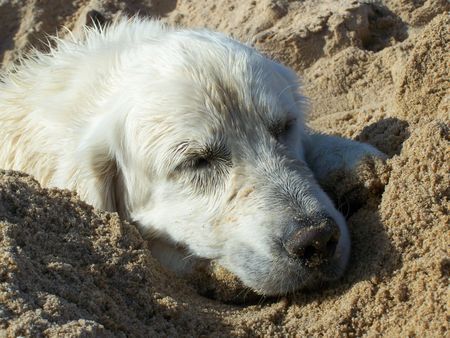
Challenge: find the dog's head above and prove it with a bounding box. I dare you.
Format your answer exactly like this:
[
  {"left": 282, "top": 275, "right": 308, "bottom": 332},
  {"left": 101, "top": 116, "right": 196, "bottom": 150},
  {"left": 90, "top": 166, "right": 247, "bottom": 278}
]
[{"left": 81, "top": 27, "right": 350, "bottom": 295}]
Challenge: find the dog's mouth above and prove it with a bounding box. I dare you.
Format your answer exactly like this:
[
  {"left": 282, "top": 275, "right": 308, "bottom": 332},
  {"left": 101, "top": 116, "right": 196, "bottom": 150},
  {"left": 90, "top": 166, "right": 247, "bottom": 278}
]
[
  {"left": 216, "top": 243, "right": 348, "bottom": 297},
  {"left": 305, "top": 258, "right": 347, "bottom": 285},
  {"left": 184, "top": 247, "right": 347, "bottom": 303},
  {"left": 283, "top": 251, "right": 346, "bottom": 286}
]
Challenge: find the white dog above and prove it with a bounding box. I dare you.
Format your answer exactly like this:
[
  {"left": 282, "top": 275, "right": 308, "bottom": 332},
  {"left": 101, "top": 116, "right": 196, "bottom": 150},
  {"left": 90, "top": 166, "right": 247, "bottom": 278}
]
[{"left": 0, "top": 18, "right": 384, "bottom": 295}]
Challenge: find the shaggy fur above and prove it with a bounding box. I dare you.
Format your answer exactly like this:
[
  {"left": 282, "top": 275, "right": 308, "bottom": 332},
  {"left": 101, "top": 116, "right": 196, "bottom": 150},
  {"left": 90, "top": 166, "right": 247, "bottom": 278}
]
[{"left": 0, "top": 18, "right": 384, "bottom": 295}]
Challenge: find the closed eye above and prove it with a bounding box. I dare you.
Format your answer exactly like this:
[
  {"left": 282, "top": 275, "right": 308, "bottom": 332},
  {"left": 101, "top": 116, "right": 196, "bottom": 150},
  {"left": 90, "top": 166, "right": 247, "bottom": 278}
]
[
  {"left": 182, "top": 155, "right": 211, "bottom": 170},
  {"left": 175, "top": 141, "right": 231, "bottom": 172},
  {"left": 173, "top": 144, "right": 232, "bottom": 193},
  {"left": 192, "top": 157, "right": 210, "bottom": 169},
  {"left": 269, "top": 117, "right": 297, "bottom": 140},
  {"left": 284, "top": 118, "right": 296, "bottom": 133}
]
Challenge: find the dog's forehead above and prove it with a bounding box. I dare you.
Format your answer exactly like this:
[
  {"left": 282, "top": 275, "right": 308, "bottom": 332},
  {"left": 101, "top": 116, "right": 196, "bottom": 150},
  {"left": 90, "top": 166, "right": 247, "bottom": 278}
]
[
  {"left": 163, "top": 72, "right": 293, "bottom": 153},
  {"left": 137, "top": 35, "right": 302, "bottom": 163},
  {"left": 178, "top": 52, "right": 297, "bottom": 129}
]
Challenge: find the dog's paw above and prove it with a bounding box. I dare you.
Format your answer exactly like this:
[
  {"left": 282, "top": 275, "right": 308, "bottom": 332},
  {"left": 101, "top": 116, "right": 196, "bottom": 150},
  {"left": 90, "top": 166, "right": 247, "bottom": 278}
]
[
  {"left": 336, "top": 142, "right": 387, "bottom": 175},
  {"left": 319, "top": 150, "right": 390, "bottom": 215}
]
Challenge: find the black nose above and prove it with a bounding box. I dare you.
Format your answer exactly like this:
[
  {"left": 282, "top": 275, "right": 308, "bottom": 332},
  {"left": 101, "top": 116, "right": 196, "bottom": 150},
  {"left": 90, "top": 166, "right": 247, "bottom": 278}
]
[{"left": 284, "top": 217, "right": 340, "bottom": 267}]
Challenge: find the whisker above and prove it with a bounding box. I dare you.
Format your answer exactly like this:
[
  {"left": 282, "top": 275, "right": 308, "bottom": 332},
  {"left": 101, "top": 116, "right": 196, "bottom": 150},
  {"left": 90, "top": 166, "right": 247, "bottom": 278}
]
[
  {"left": 284, "top": 98, "right": 306, "bottom": 114},
  {"left": 257, "top": 294, "right": 267, "bottom": 306},
  {"left": 182, "top": 253, "right": 195, "bottom": 261},
  {"left": 277, "top": 83, "right": 299, "bottom": 100}
]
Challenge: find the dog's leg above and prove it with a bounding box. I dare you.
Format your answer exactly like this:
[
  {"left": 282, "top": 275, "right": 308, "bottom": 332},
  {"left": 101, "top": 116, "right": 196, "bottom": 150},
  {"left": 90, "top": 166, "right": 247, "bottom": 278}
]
[
  {"left": 304, "top": 133, "right": 386, "bottom": 182},
  {"left": 304, "top": 133, "right": 387, "bottom": 212}
]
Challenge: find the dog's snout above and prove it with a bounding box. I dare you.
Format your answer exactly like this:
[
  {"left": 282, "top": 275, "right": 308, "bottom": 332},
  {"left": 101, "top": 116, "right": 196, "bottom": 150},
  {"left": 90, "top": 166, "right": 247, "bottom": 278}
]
[{"left": 284, "top": 217, "right": 340, "bottom": 267}]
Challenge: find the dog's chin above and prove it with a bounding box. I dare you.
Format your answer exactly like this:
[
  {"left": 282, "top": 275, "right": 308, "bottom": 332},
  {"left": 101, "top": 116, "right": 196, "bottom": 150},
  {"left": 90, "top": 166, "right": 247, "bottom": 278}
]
[
  {"left": 221, "top": 247, "right": 349, "bottom": 296},
  {"left": 298, "top": 258, "right": 348, "bottom": 292}
]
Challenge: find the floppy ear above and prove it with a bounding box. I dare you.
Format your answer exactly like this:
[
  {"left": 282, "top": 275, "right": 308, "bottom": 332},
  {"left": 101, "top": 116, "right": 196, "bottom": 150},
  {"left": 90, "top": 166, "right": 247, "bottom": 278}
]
[
  {"left": 74, "top": 114, "right": 129, "bottom": 218},
  {"left": 87, "top": 145, "right": 128, "bottom": 218}
]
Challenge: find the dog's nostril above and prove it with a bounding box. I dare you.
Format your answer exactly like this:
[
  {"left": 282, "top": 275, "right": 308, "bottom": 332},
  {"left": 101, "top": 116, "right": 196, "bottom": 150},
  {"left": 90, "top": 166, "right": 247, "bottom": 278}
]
[
  {"left": 326, "top": 237, "right": 338, "bottom": 257},
  {"left": 284, "top": 217, "right": 340, "bottom": 266},
  {"left": 302, "top": 245, "right": 316, "bottom": 261}
]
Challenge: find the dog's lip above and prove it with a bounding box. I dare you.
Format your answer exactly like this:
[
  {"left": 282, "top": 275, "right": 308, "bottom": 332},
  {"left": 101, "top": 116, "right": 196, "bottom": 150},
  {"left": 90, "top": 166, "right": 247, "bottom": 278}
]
[
  {"left": 281, "top": 252, "right": 345, "bottom": 283},
  {"left": 226, "top": 240, "right": 347, "bottom": 294}
]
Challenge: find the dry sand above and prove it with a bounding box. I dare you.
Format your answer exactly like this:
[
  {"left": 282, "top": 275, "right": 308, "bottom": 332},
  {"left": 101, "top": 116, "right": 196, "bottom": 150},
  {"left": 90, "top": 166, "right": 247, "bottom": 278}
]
[{"left": 0, "top": 0, "right": 449, "bottom": 336}]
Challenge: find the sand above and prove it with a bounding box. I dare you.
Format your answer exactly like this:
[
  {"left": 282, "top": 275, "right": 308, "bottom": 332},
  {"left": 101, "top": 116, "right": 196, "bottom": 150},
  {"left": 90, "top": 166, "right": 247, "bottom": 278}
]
[{"left": 0, "top": 0, "right": 449, "bottom": 336}]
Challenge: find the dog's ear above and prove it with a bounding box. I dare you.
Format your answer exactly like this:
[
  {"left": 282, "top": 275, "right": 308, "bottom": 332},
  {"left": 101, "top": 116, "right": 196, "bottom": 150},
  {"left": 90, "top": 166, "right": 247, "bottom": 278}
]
[
  {"left": 89, "top": 148, "right": 128, "bottom": 218},
  {"left": 75, "top": 116, "right": 129, "bottom": 218}
]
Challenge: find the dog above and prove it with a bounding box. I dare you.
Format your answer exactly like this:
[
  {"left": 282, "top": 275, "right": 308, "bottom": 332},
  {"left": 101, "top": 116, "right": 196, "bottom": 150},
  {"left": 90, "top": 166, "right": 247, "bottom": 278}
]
[{"left": 0, "top": 18, "right": 385, "bottom": 295}]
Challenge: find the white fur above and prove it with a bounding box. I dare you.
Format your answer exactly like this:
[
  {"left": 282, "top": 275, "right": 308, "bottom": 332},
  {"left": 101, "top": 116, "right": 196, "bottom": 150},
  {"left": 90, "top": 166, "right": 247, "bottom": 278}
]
[{"left": 0, "top": 18, "right": 383, "bottom": 295}]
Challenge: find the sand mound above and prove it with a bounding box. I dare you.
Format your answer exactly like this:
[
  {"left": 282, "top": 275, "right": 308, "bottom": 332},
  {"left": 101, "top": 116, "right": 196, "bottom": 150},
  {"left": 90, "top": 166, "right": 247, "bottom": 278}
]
[
  {"left": 0, "top": 171, "right": 234, "bottom": 336},
  {"left": 0, "top": 0, "right": 448, "bottom": 336}
]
